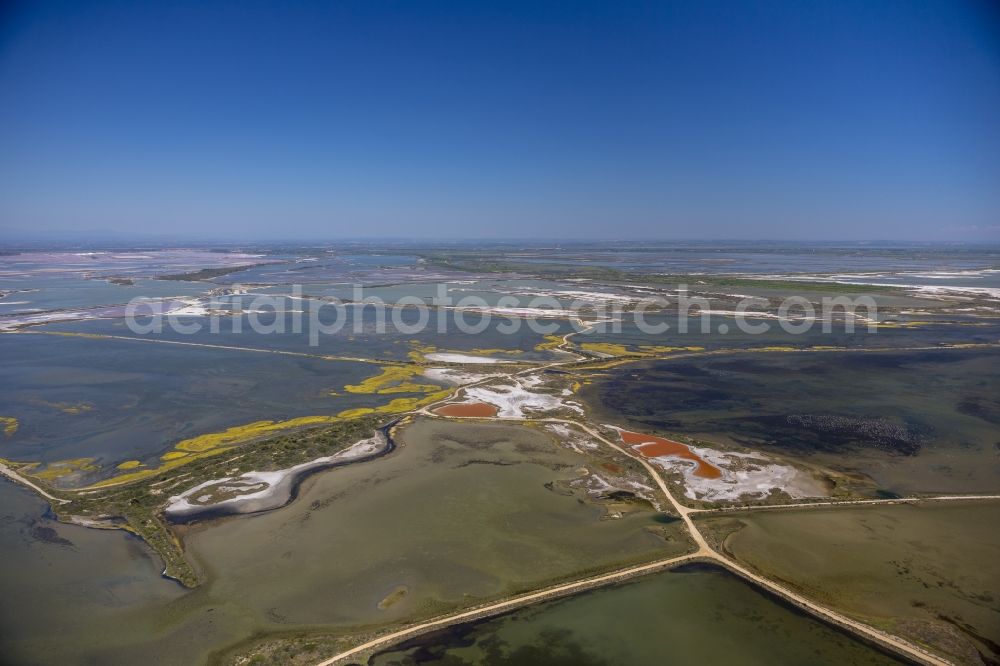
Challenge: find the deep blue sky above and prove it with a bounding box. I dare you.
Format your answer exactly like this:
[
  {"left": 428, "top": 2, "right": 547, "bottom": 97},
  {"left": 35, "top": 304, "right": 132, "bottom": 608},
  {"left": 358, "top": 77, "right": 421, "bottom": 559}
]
[{"left": 1, "top": 0, "right": 998, "bottom": 241}]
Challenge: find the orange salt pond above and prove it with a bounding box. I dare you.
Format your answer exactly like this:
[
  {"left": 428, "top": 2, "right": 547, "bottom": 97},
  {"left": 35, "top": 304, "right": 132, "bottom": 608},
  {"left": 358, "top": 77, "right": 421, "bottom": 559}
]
[
  {"left": 433, "top": 402, "right": 499, "bottom": 417},
  {"left": 619, "top": 429, "right": 722, "bottom": 479}
]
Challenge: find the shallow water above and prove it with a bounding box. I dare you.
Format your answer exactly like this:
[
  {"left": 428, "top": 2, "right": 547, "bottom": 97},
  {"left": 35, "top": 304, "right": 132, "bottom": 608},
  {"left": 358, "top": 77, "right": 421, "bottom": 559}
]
[
  {"left": 0, "top": 479, "right": 191, "bottom": 664},
  {"left": 703, "top": 503, "right": 1000, "bottom": 664},
  {"left": 0, "top": 419, "right": 688, "bottom": 664},
  {"left": 183, "top": 419, "right": 684, "bottom": 634},
  {"left": 369, "top": 563, "right": 904, "bottom": 666}
]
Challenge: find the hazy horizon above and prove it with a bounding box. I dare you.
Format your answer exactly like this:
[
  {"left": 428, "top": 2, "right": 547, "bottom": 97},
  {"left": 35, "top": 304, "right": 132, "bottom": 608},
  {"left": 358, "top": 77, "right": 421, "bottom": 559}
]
[{"left": 5, "top": 230, "right": 1000, "bottom": 248}]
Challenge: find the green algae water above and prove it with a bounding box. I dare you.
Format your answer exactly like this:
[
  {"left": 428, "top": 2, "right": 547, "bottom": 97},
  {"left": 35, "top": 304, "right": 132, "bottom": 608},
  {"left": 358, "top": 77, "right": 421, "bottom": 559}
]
[{"left": 369, "top": 563, "right": 905, "bottom": 666}]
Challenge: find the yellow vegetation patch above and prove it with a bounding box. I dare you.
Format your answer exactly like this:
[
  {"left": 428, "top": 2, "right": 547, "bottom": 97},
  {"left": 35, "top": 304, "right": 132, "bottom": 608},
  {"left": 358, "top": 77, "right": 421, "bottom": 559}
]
[
  {"left": 470, "top": 347, "right": 522, "bottom": 356},
  {"left": 81, "top": 399, "right": 446, "bottom": 489},
  {"left": 534, "top": 334, "right": 565, "bottom": 352},
  {"left": 580, "top": 342, "right": 631, "bottom": 356},
  {"left": 85, "top": 447, "right": 235, "bottom": 489},
  {"left": 407, "top": 342, "right": 437, "bottom": 363},
  {"left": 336, "top": 408, "right": 375, "bottom": 419},
  {"left": 178, "top": 418, "right": 303, "bottom": 452},
  {"left": 336, "top": 391, "right": 454, "bottom": 419},
  {"left": 0, "top": 416, "right": 18, "bottom": 437},
  {"left": 570, "top": 358, "right": 634, "bottom": 371},
  {"left": 344, "top": 365, "right": 440, "bottom": 395},
  {"left": 45, "top": 388, "right": 458, "bottom": 491},
  {"left": 160, "top": 451, "right": 189, "bottom": 461},
  {"left": 402, "top": 390, "right": 454, "bottom": 411},
  {"left": 568, "top": 343, "right": 706, "bottom": 358},
  {"left": 173, "top": 415, "right": 347, "bottom": 453},
  {"left": 29, "top": 457, "right": 98, "bottom": 482}
]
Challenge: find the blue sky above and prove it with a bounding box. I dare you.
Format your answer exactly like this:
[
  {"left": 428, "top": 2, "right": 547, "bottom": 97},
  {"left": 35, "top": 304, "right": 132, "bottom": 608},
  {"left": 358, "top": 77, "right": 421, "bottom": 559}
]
[{"left": 1, "top": 0, "right": 998, "bottom": 240}]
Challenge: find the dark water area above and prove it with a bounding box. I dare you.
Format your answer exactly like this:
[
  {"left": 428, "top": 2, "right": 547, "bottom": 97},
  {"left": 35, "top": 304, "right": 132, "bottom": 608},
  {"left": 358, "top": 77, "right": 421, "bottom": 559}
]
[
  {"left": 583, "top": 348, "right": 1000, "bottom": 494},
  {"left": 577, "top": 312, "right": 1000, "bottom": 350},
  {"left": 0, "top": 307, "right": 575, "bottom": 477},
  {"left": 37, "top": 305, "right": 574, "bottom": 362},
  {"left": 0, "top": 331, "right": 384, "bottom": 474}
]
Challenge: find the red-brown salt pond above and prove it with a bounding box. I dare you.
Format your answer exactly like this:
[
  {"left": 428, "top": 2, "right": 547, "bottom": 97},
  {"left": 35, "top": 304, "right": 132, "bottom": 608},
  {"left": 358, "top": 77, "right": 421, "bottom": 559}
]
[
  {"left": 618, "top": 429, "right": 722, "bottom": 479},
  {"left": 433, "top": 402, "right": 499, "bottom": 417}
]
